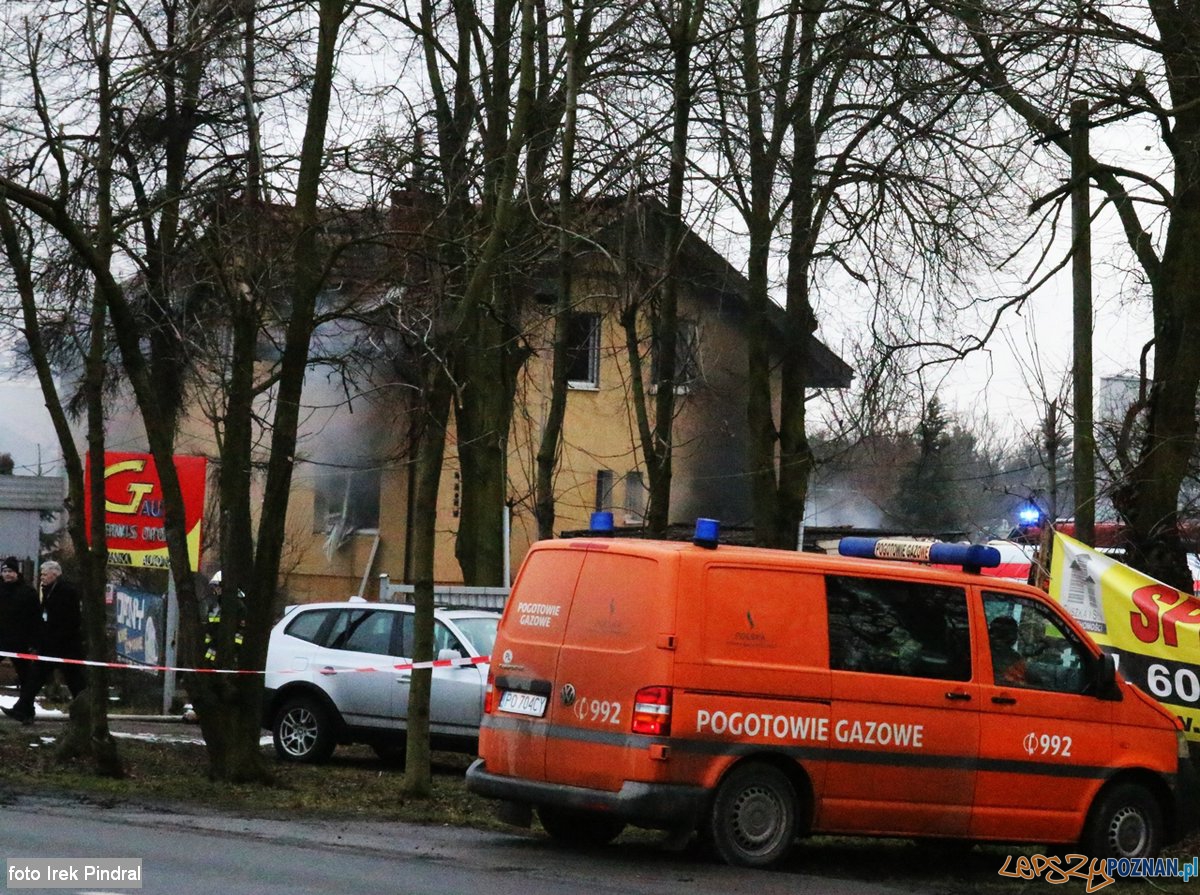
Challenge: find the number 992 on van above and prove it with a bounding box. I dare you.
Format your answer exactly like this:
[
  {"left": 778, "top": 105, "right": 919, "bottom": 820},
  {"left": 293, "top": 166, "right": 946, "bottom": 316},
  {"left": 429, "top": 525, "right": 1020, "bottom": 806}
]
[{"left": 466, "top": 521, "right": 1197, "bottom": 868}]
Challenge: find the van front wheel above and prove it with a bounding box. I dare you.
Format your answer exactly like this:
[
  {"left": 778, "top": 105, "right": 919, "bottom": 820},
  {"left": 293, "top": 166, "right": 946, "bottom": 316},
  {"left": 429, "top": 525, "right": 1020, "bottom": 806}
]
[
  {"left": 537, "top": 805, "right": 625, "bottom": 847},
  {"left": 709, "top": 763, "right": 797, "bottom": 868},
  {"left": 1082, "top": 783, "right": 1163, "bottom": 859}
]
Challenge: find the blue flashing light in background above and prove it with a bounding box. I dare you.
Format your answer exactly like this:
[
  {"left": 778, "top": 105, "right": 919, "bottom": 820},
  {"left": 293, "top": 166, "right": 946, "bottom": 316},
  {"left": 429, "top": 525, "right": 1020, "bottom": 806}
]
[
  {"left": 1017, "top": 504, "right": 1043, "bottom": 526},
  {"left": 590, "top": 511, "right": 614, "bottom": 533},
  {"left": 693, "top": 518, "right": 720, "bottom": 549}
]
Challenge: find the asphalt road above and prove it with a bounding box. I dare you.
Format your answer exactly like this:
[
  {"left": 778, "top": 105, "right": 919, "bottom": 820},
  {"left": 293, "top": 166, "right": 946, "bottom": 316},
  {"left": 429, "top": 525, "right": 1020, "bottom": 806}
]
[{"left": 0, "top": 795, "right": 918, "bottom": 895}]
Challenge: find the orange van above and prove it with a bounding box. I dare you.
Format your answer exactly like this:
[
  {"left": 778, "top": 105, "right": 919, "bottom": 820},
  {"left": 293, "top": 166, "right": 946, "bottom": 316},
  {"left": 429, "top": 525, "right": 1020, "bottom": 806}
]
[{"left": 466, "top": 524, "right": 1196, "bottom": 867}]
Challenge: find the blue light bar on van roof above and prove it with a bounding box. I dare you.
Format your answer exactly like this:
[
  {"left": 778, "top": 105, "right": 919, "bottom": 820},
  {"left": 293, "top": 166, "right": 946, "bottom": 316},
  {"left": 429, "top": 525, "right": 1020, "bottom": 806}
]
[
  {"left": 838, "top": 537, "right": 1001, "bottom": 573},
  {"left": 589, "top": 511, "right": 614, "bottom": 533},
  {"left": 693, "top": 518, "right": 720, "bottom": 549}
]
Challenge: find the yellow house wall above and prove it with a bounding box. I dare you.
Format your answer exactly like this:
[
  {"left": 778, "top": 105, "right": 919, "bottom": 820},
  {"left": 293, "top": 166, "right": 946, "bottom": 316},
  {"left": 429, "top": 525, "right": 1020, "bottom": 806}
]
[
  {"left": 105, "top": 272, "right": 768, "bottom": 605},
  {"left": 506, "top": 274, "right": 757, "bottom": 568}
]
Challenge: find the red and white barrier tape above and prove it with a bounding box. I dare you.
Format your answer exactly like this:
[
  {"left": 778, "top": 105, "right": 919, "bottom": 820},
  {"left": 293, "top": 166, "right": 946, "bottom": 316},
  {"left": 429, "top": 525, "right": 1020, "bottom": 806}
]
[{"left": 0, "top": 649, "right": 490, "bottom": 677}]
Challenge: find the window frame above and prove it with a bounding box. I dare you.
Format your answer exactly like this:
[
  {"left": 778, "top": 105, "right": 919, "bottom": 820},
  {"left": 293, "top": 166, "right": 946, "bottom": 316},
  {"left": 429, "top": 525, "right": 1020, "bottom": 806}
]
[
  {"left": 651, "top": 318, "right": 703, "bottom": 393},
  {"left": 826, "top": 574, "right": 972, "bottom": 682},
  {"left": 623, "top": 470, "right": 645, "bottom": 524},
  {"left": 595, "top": 469, "right": 615, "bottom": 513},
  {"left": 311, "top": 467, "right": 382, "bottom": 533},
  {"left": 982, "top": 591, "right": 1095, "bottom": 694},
  {"left": 565, "top": 312, "right": 601, "bottom": 390}
]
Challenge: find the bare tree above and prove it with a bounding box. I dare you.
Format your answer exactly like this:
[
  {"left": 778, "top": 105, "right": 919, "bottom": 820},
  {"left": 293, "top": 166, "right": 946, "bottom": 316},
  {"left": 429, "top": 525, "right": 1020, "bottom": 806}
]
[
  {"left": 533, "top": 0, "right": 603, "bottom": 540},
  {"left": 899, "top": 1, "right": 1200, "bottom": 588},
  {"left": 0, "top": 199, "right": 121, "bottom": 775},
  {"left": 364, "top": 0, "right": 539, "bottom": 791},
  {"left": 0, "top": 0, "right": 353, "bottom": 781},
  {"left": 630, "top": 0, "right": 709, "bottom": 537},
  {"left": 696, "top": 0, "right": 1022, "bottom": 548}
]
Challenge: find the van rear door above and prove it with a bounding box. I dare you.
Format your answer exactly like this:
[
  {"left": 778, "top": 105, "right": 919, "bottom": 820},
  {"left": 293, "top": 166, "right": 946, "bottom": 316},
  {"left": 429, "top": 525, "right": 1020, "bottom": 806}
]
[
  {"left": 485, "top": 546, "right": 586, "bottom": 782},
  {"left": 544, "top": 546, "right": 676, "bottom": 790}
]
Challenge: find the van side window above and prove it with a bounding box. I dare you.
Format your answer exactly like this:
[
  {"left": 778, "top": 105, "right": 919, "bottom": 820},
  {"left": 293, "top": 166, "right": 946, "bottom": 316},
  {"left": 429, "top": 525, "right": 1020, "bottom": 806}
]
[
  {"left": 983, "top": 592, "right": 1090, "bottom": 694},
  {"left": 826, "top": 576, "right": 970, "bottom": 681}
]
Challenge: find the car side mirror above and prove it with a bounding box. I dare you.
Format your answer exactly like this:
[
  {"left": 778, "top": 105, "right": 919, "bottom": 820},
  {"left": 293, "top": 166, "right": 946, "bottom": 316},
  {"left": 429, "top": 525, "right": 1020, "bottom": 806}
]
[
  {"left": 1091, "top": 652, "right": 1122, "bottom": 701},
  {"left": 438, "top": 647, "right": 464, "bottom": 662}
]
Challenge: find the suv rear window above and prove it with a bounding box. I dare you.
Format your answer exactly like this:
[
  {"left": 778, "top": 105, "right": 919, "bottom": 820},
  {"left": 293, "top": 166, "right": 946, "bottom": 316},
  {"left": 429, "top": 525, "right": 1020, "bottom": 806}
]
[{"left": 285, "top": 609, "right": 333, "bottom": 644}]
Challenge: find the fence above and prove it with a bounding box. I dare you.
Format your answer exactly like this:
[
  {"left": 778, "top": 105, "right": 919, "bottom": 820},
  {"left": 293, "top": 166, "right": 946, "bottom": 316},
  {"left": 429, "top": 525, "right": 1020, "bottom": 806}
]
[{"left": 376, "top": 573, "right": 509, "bottom": 611}]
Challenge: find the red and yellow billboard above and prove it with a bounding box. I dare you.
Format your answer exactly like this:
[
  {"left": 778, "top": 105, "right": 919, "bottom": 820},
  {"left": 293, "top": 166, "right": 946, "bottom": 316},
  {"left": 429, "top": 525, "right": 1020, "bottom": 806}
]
[
  {"left": 1050, "top": 532, "right": 1200, "bottom": 742},
  {"left": 85, "top": 452, "right": 207, "bottom": 571}
]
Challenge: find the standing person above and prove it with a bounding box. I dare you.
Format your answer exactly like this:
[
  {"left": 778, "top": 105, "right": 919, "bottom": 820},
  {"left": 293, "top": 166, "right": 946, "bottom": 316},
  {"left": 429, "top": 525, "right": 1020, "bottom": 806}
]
[
  {"left": 0, "top": 557, "right": 41, "bottom": 696},
  {"left": 2, "top": 561, "right": 87, "bottom": 724}
]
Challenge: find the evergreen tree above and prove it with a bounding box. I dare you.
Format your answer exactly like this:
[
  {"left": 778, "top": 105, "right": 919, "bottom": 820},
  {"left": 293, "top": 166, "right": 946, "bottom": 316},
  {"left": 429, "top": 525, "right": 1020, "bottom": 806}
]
[{"left": 892, "top": 398, "right": 960, "bottom": 532}]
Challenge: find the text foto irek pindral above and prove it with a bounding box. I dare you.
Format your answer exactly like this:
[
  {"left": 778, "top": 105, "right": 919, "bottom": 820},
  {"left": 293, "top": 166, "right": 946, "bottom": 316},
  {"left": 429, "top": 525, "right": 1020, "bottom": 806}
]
[{"left": 7, "top": 858, "right": 142, "bottom": 889}]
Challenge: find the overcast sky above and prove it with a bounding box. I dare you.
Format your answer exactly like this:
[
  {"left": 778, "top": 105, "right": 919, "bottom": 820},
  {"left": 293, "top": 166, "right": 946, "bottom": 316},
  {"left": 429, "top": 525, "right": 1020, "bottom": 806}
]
[{"left": 0, "top": 372, "right": 59, "bottom": 475}]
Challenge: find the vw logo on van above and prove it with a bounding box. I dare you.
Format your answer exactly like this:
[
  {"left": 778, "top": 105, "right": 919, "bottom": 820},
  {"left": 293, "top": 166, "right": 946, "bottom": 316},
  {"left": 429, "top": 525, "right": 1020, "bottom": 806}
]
[{"left": 561, "top": 683, "right": 576, "bottom": 706}]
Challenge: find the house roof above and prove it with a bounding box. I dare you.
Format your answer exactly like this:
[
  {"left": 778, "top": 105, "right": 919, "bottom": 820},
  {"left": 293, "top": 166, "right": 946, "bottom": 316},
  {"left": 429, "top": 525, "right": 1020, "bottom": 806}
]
[
  {"left": 580, "top": 196, "right": 853, "bottom": 389},
  {"left": 0, "top": 475, "right": 65, "bottom": 511},
  {"left": 309, "top": 191, "right": 853, "bottom": 389}
]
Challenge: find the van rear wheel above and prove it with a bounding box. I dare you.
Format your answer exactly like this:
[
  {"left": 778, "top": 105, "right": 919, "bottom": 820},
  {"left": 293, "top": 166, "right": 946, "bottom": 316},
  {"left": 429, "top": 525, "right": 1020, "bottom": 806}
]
[
  {"left": 1082, "top": 782, "right": 1163, "bottom": 859},
  {"left": 537, "top": 805, "right": 625, "bottom": 847},
  {"left": 709, "top": 763, "right": 797, "bottom": 868}
]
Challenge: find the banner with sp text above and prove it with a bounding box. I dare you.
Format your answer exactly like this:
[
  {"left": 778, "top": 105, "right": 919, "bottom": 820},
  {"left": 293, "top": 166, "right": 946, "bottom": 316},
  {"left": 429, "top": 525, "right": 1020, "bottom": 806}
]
[{"left": 1050, "top": 532, "right": 1200, "bottom": 742}]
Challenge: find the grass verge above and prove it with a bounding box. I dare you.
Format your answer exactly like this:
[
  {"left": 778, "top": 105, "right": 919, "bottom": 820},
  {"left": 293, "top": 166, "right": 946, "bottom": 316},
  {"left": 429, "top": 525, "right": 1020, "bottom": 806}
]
[{"left": 0, "top": 719, "right": 503, "bottom": 828}]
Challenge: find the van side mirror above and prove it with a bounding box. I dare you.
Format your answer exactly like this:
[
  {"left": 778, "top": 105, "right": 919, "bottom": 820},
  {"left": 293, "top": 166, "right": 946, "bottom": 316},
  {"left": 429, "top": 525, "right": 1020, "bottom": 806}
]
[
  {"left": 438, "top": 647, "right": 464, "bottom": 662},
  {"left": 1091, "top": 652, "right": 1122, "bottom": 701}
]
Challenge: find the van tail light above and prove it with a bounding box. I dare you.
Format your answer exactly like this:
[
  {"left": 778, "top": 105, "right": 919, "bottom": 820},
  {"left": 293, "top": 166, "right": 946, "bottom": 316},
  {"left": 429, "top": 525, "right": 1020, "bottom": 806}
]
[
  {"left": 484, "top": 669, "right": 497, "bottom": 715},
  {"left": 632, "top": 686, "right": 672, "bottom": 736}
]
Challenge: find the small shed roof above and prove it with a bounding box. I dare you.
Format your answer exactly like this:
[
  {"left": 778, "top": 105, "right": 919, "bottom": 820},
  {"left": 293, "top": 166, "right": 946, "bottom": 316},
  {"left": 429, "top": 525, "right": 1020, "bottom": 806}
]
[{"left": 0, "top": 475, "right": 65, "bottom": 511}]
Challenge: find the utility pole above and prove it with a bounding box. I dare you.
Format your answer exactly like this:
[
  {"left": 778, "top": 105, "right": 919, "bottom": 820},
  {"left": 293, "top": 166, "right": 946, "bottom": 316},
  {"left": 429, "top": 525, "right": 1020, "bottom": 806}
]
[{"left": 1071, "top": 99, "right": 1095, "bottom": 546}]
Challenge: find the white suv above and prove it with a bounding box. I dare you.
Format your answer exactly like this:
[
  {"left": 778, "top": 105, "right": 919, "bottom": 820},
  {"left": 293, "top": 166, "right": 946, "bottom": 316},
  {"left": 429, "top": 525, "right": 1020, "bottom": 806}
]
[{"left": 263, "top": 599, "right": 499, "bottom": 763}]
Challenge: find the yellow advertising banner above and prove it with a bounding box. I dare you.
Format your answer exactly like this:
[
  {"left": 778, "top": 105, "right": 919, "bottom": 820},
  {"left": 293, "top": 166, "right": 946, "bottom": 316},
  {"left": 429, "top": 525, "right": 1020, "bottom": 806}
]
[{"left": 1049, "top": 532, "right": 1200, "bottom": 741}]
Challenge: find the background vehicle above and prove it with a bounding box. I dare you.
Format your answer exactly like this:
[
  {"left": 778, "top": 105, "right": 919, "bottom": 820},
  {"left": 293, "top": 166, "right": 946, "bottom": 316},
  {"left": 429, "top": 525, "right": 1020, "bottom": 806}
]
[{"left": 264, "top": 599, "right": 498, "bottom": 763}]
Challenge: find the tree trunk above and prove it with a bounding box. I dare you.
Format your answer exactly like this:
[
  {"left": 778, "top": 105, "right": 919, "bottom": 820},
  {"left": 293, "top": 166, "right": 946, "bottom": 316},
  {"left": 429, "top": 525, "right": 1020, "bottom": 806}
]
[
  {"left": 403, "top": 368, "right": 453, "bottom": 796},
  {"left": 448, "top": 0, "right": 537, "bottom": 585},
  {"left": 533, "top": 0, "right": 586, "bottom": 541},
  {"left": 745, "top": 230, "right": 778, "bottom": 546},
  {"left": 772, "top": 9, "right": 820, "bottom": 549},
  {"left": 455, "top": 310, "right": 522, "bottom": 585},
  {"left": 1112, "top": 242, "right": 1200, "bottom": 591}
]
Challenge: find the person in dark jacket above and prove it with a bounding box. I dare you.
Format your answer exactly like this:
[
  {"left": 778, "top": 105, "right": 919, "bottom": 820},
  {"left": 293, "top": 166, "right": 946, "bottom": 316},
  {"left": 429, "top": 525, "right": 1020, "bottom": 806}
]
[
  {"left": 2, "top": 561, "right": 86, "bottom": 724},
  {"left": 0, "top": 557, "right": 41, "bottom": 694}
]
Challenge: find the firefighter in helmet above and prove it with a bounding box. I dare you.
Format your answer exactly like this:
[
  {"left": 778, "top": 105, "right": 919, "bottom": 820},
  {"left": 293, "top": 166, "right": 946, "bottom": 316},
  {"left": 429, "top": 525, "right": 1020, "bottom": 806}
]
[{"left": 203, "top": 571, "right": 245, "bottom": 666}]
